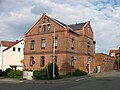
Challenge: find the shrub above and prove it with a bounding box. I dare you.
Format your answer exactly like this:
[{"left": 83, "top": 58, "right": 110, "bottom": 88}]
[
  {"left": 0, "top": 69, "right": 2, "bottom": 76},
  {"left": 4, "top": 68, "right": 13, "bottom": 76},
  {"left": 115, "top": 60, "right": 120, "bottom": 65},
  {"left": 33, "top": 63, "right": 59, "bottom": 80},
  {"left": 7, "top": 70, "right": 23, "bottom": 79},
  {"left": 46, "top": 63, "right": 59, "bottom": 79},
  {"left": 66, "top": 72, "right": 73, "bottom": 76},
  {"left": 66, "top": 70, "right": 87, "bottom": 76},
  {"left": 73, "top": 70, "right": 87, "bottom": 76},
  {"left": 33, "top": 69, "right": 47, "bottom": 80}
]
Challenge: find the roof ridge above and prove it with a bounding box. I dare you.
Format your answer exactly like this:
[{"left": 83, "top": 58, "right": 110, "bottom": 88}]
[
  {"left": 48, "top": 16, "right": 67, "bottom": 28},
  {"left": 68, "top": 22, "right": 87, "bottom": 26}
]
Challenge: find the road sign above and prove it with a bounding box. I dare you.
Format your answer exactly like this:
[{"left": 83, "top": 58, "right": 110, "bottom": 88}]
[
  {"left": 32, "top": 60, "right": 35, "bottom": 65},
  {"left": 88, "top": 57, "right": 92, "bottom": 63}
]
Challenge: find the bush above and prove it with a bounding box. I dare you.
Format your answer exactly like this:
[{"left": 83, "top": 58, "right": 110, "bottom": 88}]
[
  {"left": 7, "top": 70, "right": 23, "bottom": 79},
  {"left": 46, "top": 63, "right": 59, "bottom": 79},
  {"left": 33, "top": 69, "right": 47, "bottom": 80},
  {"left": 33, "top": 63, "right": 59, "bottom": 80},
  {"left": 66, "top": 70, "right": 87, "bottom": 76},
  {"left": 0, "top": 69, "right": 2, "bottom": 76},
  {"left": 73, "top": 70, "right": 87, "bottom": 76},
  {"left": 115, "top": 60, "right": 120, "bottom": 65},
  {"left": 4, "top": 68, "right": 13, "bottom": 76}
]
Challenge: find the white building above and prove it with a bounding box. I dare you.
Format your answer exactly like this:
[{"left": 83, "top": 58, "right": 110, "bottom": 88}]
[{"left": 0, "top": 39, "right": 24, "bottom": 71}]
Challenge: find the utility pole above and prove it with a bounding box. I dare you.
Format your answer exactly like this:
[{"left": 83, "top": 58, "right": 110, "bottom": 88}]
[{"left": 53, "top": 27, "right": 55, "bottom": 78}]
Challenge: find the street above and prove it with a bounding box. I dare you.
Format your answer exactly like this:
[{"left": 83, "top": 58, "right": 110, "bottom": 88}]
[{"left": 0, "top": 70, "right": 120, "bottom": 90}]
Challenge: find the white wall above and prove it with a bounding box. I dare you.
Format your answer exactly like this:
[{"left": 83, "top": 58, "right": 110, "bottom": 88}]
[
  {"left": 2, "top": 40, "right": 24, "bottom": 70},
  {"left": 0, "top": 46, "right": 8, "bottom": 70}
]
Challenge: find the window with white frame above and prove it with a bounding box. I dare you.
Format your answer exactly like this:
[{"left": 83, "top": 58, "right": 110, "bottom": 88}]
[{"left": 41, "top": 39, "right": 46, "bottom": 49}]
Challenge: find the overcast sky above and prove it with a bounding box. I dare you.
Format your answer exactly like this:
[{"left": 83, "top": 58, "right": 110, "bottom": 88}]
[{"left": 0, "top": 0, "right": 120, "bottom": 54}]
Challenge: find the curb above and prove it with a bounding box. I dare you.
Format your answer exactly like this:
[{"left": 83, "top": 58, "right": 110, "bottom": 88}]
[{"left": 24, "top": 76, "right": 92, "bottom": 84}]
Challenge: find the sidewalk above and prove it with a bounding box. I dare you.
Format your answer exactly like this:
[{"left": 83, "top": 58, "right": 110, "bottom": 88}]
[
  {"left": 1, "top": 70, "right": 120, "bottom": 84},
  {"left": 0, "top": 78, "right": 24, "bottom": 83},
  {"left": 24, "top": 75, "right": 91, "bottom": 84},
  {"left": 0, "top": 75, "right": 91, "bottom": 84},
  {"left": 91, "top": 70, "right": 120, "bottom": 77}
]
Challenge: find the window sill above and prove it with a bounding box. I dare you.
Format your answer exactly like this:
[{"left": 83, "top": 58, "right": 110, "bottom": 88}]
[
  {"left": 31, "top": 48, "right": 34, "bottom": 50},
  {"left": 41, "top": 47, "right": 45, "bottom": 49}
]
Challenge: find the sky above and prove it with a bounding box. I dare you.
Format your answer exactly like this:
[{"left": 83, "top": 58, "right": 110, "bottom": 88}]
[{"left": 0, "top": 0, "right": 120, "bottom": 54}]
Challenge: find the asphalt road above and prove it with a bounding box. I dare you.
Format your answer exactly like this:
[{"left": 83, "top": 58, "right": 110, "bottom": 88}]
[
  {"left": 0, "top": 77, "right": 120, "bottom": 90},
  {"left": 0, "top": 70, "right": 120, "bottom": 90}
]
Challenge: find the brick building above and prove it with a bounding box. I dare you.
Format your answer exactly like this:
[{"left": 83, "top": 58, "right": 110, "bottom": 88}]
[
  {"left": 109, "top": 48, "right": 120, "bottom": 69},
  {"left": 95, "top": 53, "right": 115, "bottom": 72},
  {"left": 24, "top": 13, "right": 96, "bottom": 74},
  {"left": 109, "top": 48, "right": 120, "bottom": 60}
]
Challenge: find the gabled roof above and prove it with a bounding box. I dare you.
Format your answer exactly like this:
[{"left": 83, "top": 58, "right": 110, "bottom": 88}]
[
  {"left": 52, "top": 18, "right": 68, "bottom": 27},
  {"left": 51, "top": 18, "right": 87, "bottom": 31},
  {"left": 0, "top": 41, "right": 16, "bottom": 47},
  {"left": 68, "top": 22, "right": 87, "bottom": 30},
  {"left": 1, "top": 39, "right": 24, "bottom": 52},
  {"left": 25, "top": 13, "right": 88, "bottom": 36}
]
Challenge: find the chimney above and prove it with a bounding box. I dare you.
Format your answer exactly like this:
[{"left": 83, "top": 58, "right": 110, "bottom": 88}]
[
  {"left": 15, "top": 40, "right": 19, "bottom": 42},
  {"left": 43, "top": 13, "right": 46, "bottom": 15}
]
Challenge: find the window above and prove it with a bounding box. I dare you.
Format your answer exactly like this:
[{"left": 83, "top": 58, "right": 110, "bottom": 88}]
[
  {"left": 71, "top": 56, "right": 75, "bottom": 67},
  {"left": 21, "top": 43, "right": 24, "bottom": 45},
  {"left": 87, "top": 42, "right": 90, "bottom": 44},
  {"left": 87, "top": 46, "right": 90, "bottom": 55},
  {"left": 47, "top": 24, "right": 51, "bottom": 31},
  {"left": 41, "top": 39, "right": 46, "bottom": 49},
  {"left": 38, "top": 25, "right": 42, "bottom": 32},
  {"left": 18, "top": 48, "right": 20, "bottom": 52},
  {"left": 13, "top": 47, "right": 15, "bottom": 51},
  {"left": 40, "top": 56, "right": 45, "bottom": 67},
  {"left": 43, "top": 25, "right": 46, "bottom": 32},
  {"left": 54, "top": 37, "right": 58, "bottom": 48},
  {"left": 30, "top": 57, "right": 34, "bottom": 66},
  {"left": 31, "top": 40, "right": 35, "bottom": 50},
  {"left": 72, "top": 39, "right": 74, "bottom": 49}
]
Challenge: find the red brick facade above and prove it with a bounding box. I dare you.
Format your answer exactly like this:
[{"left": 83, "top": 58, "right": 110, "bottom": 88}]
[
  {"left": 24, "top": 13, "right": 96, "bottom": 74},
  {"left": 95, "top": 53, "right": 115, "bottom": 72}
]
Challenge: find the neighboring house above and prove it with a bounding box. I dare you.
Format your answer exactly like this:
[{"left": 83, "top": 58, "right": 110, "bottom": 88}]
[
  {"left": 109, "top": 48, "right": 120, "bottom": 59},
  {"left": 95, "top": 53, "right": 115, "bottom": 72},
  {"left": 0, "top": 39, "right": 24, "bottom": 71},
  {"left": 109, "top": 48, "right": 120, "bottom": 69},
  {"left": 24, "top": 13, "right": 96, "bottom": 74}
]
